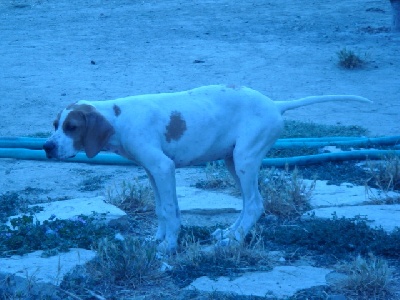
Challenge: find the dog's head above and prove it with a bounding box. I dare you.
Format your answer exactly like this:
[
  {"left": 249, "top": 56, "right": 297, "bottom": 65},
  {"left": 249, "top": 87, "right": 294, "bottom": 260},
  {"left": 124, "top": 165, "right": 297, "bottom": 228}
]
[{"left": 43, "top": 103, "right": 115, "bottom": 159}]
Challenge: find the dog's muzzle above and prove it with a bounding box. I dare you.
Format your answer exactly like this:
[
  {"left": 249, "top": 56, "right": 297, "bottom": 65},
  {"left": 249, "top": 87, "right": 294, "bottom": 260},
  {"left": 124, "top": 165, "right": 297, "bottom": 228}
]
[{"left": 43, "top": 140, "right": 57, "bottom": 159}]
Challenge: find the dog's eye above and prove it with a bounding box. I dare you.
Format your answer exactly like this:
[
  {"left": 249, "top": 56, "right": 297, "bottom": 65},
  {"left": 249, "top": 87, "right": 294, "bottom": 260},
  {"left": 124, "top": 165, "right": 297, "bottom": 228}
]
[{"left": 65, "top": 124, "right": 77, "bottom": 131}]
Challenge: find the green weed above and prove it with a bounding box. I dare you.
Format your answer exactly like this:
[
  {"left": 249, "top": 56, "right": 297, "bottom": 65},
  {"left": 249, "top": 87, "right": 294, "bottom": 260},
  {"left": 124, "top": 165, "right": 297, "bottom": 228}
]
[
  {"left": 0, "top": 212, "right": 113, "bottom": 257},
  {"left": 337, "top": 48, "right": 365, "bottom": 69},
  {"left": 260, "top": 215, "right": 400, "bottom": 258}
]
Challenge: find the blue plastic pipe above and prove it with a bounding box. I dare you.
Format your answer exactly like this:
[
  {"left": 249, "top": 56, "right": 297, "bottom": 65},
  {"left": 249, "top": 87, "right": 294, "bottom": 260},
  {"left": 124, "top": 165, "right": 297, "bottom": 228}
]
[
  {"left": 0, "top": 136, "right": 399, "bottom": 167},
  {"left": 0, "top": 136, "right": 399, "bottom": 150}
]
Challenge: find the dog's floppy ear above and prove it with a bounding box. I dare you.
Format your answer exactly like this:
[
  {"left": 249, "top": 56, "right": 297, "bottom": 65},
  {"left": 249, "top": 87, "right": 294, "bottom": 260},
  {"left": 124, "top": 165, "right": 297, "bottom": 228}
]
[{"left": 83, "top": 109, "right": 115, "bottom": 158}]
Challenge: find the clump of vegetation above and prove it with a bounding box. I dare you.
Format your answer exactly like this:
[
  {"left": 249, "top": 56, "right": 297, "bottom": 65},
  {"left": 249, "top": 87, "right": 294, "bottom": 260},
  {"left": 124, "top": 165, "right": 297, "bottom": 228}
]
[
  {"left": 282, "top": 120, "right": 369, "bottom": 139},
  {"left": 171, "top": 226, "right": 270, "bottom": 288},
  {"left": 337, "top": 48, "right": 365, "bottom": 69},
  {"left": 366, "top": 156, "right": 400, "bottom": 192},
  {"left": 195, "top": 161, "right": 235, "bottom": 190},
  {"left": 90, "top": 236, "right": 160, "bottom": 286},
  {"left": 60, "top": 236, "right": 161, "bottom": 297},
  {"left": 335, "top": 254, "right": 393, "bottom": 298},
  {"left": 0, "top": 192, "right": 32, "bottom": 223},
  {"left": 300, "top": 161, "right": 369, "bottom": 187},
  {"left": 79, "top": 174, "right": 112, "bottom": 192},
  {"left": 0, "top": 212, "right": 113, "bottom": 257},
  {"left": 260, "top": 215, "right": 400, "bottom": 258},
  {"left": 106, "top": 178, "right": 154, "bottom": 214},
  {"left": 269, "top": 120, "right": 369, "bottom": 158},
  {"left": 259, "top": 167, "right": 314, "bottom": 219}
]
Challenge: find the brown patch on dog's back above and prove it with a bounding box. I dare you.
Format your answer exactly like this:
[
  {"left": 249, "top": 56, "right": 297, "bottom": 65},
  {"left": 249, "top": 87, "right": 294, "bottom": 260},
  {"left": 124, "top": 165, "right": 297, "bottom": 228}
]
[
  {"left": 165, "top": 111, "right": 187, "bottom": 143},
  {"left": 113, "top": 104, "right": 121, "bottom": 116}
]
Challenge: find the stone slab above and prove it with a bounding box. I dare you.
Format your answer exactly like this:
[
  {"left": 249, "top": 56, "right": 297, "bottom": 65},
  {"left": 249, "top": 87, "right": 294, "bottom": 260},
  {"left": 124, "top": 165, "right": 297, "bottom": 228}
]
[
  {"left": 7, "top": 196, "right": 126, "bottom": 226},
  {"left": 2, "top": 197, "right": 125, "bottom": 296},
  {"left": 304, "top": 180, "right": 400, "bottom": 208},
  {"left": 303, "top": 204, "right": 400, "bottom": 232},
  {"left": 177, "top": 186, "right": 242, "bottom": 213},
  {"left": 187, "top": 266, "right": 332, "bottom": 298},
  {"left": 0, "top": 248, "right": 95, "bottom": 296}
]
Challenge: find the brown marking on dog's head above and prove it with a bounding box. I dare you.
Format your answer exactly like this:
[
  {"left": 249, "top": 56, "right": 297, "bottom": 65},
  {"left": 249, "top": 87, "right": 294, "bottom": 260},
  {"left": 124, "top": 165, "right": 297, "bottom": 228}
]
[
  {"left": 113, "top": 104, "right": 121, "bottom": 117},
  {"left": 165, "top": 111, "right": 187, "bottom": 143},
  {"left": 53, "top": 111, "right": 62, "bottom": 130},
  {"left": 62, "top": 104, "right": 115, "bottom": 158},
  {"left": 52, "top": 102, "right": 79, "bottom": 130}
]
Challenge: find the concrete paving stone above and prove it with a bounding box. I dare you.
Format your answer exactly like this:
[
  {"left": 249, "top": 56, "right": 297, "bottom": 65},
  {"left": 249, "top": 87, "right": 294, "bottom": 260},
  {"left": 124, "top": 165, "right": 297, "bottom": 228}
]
[
  {"left": 177, "top": 186, "right": 242, "bottom": 213},
  {"left": 304, "top": 180, "right": 400, "bottom": 207},
  {"left": 187, "top": 266, "right": 332, "bottom": 298},
  {"left": 2, "top": 196, "right": 126, "bottom": 296},
  {"left": 2, "top": 185, "right": 397, "bottom": 297},
  {"left": 0, "top": 248, "right": 95, "bottom": 296},
  {"left": 303, "top": 204, "right": 400, "bottom": 232},
  {"left": 7, "top": 196, "right": 126, "bottom": 226}
]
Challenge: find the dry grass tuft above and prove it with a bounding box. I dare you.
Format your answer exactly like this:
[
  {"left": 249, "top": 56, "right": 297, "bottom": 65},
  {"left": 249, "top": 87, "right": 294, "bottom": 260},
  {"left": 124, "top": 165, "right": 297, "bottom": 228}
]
[
  {"left": 89, "top": 236, "right": 161, "bottom": 287},
  {"left": 366, "top": 156, "right": 400, "bottom": 192},
  {"left": 337, "top": 48, "right": 365, "bottom": 69},
  {"left": 170, "top": 226, "right": 271, "bottom": 287},
  {"left": 259, "top": 167, "right": 314, "bottom": 219},
  {"left": 365, "top": 156, "right": 400, "bottom": 205},
  {"left": 106, "top": 178, "right": 155, "bottom": 214},
  {"left": 334, "top": 254, "right": 394, "bottom": 298}
]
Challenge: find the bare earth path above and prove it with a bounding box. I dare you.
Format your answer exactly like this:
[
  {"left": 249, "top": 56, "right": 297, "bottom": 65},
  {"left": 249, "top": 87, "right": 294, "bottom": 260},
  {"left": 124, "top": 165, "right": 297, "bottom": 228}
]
[{"left": 0, "top": 0, "right": 399, "bottom": 138}]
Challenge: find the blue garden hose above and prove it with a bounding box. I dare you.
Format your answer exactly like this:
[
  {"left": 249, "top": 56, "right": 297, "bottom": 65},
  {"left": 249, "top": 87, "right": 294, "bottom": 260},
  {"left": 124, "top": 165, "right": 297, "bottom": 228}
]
[
  {"left": 0, "top": 136, "right": 399, "bottom": 167},
  {"left": 1, "top": 136, "right": 399, "bottom": 150}
]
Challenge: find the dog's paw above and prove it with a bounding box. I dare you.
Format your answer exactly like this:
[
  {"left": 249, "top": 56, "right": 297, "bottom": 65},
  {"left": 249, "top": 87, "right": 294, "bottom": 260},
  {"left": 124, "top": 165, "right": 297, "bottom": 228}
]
[
  {"left": 211, "top": 228, "right": 235, "bottom": 241},
  {"left": 215, "top": 237, "right": 241, "bottom": 248},
  {"left": 156, "top": 240, "right": 177, "bottom": 255},
  {"left": 200, "top": 238, "right": 240, "bottom": 253},
  {"left": 211, "top": 228, "right": 225, "bottom": 241}
]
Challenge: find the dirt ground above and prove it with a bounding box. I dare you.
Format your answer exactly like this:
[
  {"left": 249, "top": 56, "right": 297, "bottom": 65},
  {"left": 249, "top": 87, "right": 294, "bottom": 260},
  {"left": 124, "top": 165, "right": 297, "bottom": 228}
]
[
  {"left": 1, "top": 1, "right": 400, "bottom": 298},
  {"left": 0, "top": 0, "right": 399, "bottom": 210}
]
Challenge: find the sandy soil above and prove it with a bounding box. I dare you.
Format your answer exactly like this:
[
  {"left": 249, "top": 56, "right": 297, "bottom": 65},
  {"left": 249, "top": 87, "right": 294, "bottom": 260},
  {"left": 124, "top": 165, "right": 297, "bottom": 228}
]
[{"left": 0, "top": 0, "right": 399, "bottom": 202}]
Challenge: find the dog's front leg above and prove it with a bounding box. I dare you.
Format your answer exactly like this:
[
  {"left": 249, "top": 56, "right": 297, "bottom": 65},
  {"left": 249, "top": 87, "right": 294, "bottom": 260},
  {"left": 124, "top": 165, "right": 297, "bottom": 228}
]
[
  {"left": 142, "top": 154, "right": 181, "bottom": 253},
  {"left": 145, "top": 170, "right": 166, "bottom": 241}
]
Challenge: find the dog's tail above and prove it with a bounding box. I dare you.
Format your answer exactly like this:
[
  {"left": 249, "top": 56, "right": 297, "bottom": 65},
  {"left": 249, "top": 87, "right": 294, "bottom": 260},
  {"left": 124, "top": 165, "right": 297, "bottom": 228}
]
[{"left": 275, "top": 95, "right": 372, "bottom": 114}]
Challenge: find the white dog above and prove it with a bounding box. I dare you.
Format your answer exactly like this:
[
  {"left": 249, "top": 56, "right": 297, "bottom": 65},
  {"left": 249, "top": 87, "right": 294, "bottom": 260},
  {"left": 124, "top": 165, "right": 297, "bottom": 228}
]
[{"left": 43, "top": 85, "right": 370, "bottom": 252}]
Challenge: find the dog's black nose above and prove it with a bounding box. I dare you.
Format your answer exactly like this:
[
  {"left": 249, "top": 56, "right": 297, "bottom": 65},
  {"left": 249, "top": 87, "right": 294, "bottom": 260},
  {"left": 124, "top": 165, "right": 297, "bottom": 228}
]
[{"left": 43, "top": 141, "right": 55, "bottom": 158}]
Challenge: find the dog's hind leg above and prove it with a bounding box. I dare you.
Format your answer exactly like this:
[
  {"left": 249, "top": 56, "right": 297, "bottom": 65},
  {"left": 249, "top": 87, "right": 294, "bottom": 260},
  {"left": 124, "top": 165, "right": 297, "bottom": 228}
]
[
  {"left": 212, "top": 153, "right": 265, "bottom": 243},
  {"left": 231, "top": 157, "right": 264, "bottom": 242},
  {"left": 212, "top": 156, "right": 244, "bottom": 241},
  {"left": 213, "top": 122, "right": 282, "bottom": 244}
]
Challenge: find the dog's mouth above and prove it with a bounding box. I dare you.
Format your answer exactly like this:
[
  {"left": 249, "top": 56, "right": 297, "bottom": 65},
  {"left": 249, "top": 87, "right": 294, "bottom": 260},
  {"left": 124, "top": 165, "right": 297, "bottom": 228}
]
[
  {"left": 43, "top": 141, "right": 78, "bottom": 160},
  {"left": 44, "top": 151, "right": 76, "bottom": 160}
]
